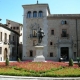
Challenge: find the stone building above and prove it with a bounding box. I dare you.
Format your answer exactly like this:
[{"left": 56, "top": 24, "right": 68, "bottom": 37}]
[
  {"left": 0, "top": 23, "right": 19, "bottom": 61},
  {"left": 0, "top": 19, "right": 23, "bottom": 61},
  {"left": 22, "top": 3, "right": 80, "bottom": 61},
  {"left": 6, "top": 19, "right": 23, "bottom": 60}
]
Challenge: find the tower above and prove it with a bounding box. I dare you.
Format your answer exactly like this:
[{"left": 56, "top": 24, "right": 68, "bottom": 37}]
[{"left": 22, "top": 3, "right": 50, "bottom": 60}]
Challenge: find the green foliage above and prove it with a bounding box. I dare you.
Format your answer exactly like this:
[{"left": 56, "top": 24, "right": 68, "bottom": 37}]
[
  {"left": 13, "top": 66, "right": 63, "bottom": 75},
  {"left": 69, "top": 58, "right": 73, "bottom": 66},
  {"left": 0, "top": 66, "right": 80, "bottom": 77},
  {"left": 5, "top": 58, "right": 9, "bottom": 66},
  {"left": 18, "top": 58, "right": 21, "bottom": 62},
  {"left": 0, "top": 61, "right": 80, "bottom": 77}
]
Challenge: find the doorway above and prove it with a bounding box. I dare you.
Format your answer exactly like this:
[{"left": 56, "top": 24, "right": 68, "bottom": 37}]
[
  {"left": 61, "top": 47, "right": 69, "bottom": 61},
  {"left": 4, "top": 48, "right": 7, "bottom": 60}
]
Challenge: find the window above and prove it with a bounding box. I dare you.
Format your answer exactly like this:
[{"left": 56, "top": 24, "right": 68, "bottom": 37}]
[
  {"left": 17, "top": 36, "right": 18, "bottom": 43},
  {"left": 4, "top": 33, "right": 7, "bottom": 42},
  {"left": 50, "top": 52, "right": 53, "bottom": 57},
  {"left": 33, "top": 11, "right": 37, "bottom": 17},
  {"left": 51, "top": 30, "right": 54, "bottom": 35},
  {"left": 17, "top": 27, "right": 19, "bottom": 29},
  {"left": 27, "top": 11, "right": 31, "bottom": 18},
  {"left": 13, "top": 27, "right": 15, "bottom": 29},
  {"left": 32, "top": 29, "right": 37, "bottom": 37},
  {"left": 61, "top": 20, "right": 67, "bottom": 24},
  {"left": 12, "top": 47, "right": 15, "bottom": 56},
  {"left": 74, "top": 52, "right": 76, "bottom": 59},
  {"left": 50, "top": 42, "right": 53, "bottom": 45},
  {"left": 11, "top": 27, "right": 12, "bottom": 29},
  {"left": 61, "top": 29, "right": 68, "bottom": 37},
  {"left": 13, "top": 36, "right": 14, "bottom": 41},
  {"left": 0, "top": 32, "right": 2, "bottom": 41},
  {"left": 9, "top": 35, "right": 10, "bottom": 42},
  {"left": 30, "top": 50, "right": 33, "bottom": 57},
  {"left": 38, "top": 11, "right": 43, "bottom": 17},
  {"left": 0, "top": 47, "right": 2, "bottom": 54}
]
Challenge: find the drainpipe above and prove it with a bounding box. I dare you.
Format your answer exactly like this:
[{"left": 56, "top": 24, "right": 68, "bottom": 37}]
[{"left": 76, "top": 19, "right": 78, "bottom": 57}]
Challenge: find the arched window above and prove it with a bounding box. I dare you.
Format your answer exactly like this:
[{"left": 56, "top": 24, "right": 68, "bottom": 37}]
[
  {"left": 38, "top": 11, "right": 43, "bottom": 17},
  {"left": 33, "top": 11, "right": 37, "bottom": 17},
  {"left": 27, "top": 11, "right": 31, "bottom": 18}
]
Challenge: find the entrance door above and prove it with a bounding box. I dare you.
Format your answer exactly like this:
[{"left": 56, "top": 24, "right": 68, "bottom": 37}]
[
  {"left": 61, "top": 47, "right": 69, "bottom": 61},
  {"left": 4, "top": 48, "right": 7, "bottom": 60}
]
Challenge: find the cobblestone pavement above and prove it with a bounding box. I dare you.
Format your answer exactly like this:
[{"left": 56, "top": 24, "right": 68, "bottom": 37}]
[{"left": 0, "top": 75, "right": 80, "bottom": 80}]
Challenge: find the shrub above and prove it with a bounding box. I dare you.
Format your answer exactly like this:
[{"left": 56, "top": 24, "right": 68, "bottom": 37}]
[
  {"left": 5, "top": 58, "right": 9, "bottom": 66},
  {"left": 69, "top": 58, "right": 73, "bottom": 66},
  {"left": 18, "top": 58, "right": 21, "bottom": 62}
]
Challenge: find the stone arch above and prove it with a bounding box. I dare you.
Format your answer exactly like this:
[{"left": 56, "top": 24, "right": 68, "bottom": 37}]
[{"left": 4, "top": 48, "right": 7, "bottom": 60}]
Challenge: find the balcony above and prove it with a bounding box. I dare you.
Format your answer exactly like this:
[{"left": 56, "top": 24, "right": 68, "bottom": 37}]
[
  {"left": 61, "top": 34, "right": 69, "bottom": 38},
  {"left": 30, "top": 34, "right": 37, "bottom": 38},
  {"left": 4, "top": 40, "right": 7, "bottom": 44},
  {"left": 4, "top": 41, "right": 7, "bottom": 44}
]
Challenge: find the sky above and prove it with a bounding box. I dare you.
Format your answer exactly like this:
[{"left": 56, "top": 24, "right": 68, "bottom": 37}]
[{"left": 0, "top": 0, "right": 80, "bottom": 24}]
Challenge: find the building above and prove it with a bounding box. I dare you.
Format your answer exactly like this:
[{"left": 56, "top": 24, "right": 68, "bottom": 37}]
[
  {"left": 0, "top": 23, "right": 19, "bottom": 61},
  {"left": 0, "top": 19, "right": 23, "bottom": 61},
  {"left": 6, "top": 19, "right": 23, "bottom": 60},
  {"left": 22, "top": 3, "right": 80, "bottom": 61}
]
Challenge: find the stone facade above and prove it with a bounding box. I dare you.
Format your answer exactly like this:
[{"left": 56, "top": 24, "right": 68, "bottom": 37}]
[
  {"left": 6, "top": 19, "right": 23, "bottom": 59},
  {"left": 22, "top": 3, "right": 80, "bottom": 61},
  {"left": 0, "top": 23, "right": 20, "bottom": 61}
]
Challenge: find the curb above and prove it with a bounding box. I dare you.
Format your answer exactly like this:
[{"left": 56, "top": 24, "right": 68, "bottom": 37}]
[{"left": 0, "top": 75, "right": 80, "bottom": 80}]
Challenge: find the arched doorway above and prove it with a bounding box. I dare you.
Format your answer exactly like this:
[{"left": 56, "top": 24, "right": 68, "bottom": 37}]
[{"left": 4, "top": 48, "right": 7, "bottom": 60}]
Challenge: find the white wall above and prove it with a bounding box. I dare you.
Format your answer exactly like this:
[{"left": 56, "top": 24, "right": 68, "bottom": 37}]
[{"left": 0, "top": 26, "right": 18, "bottom": 61}]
